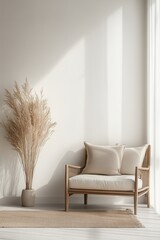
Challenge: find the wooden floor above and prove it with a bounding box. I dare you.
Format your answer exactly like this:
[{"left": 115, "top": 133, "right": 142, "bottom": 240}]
[{"left": 0, "top": 204, "right": 160, "bottom": 240}]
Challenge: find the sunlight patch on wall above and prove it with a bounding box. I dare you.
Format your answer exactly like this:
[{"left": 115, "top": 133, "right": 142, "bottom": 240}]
[
  {"left": 33, "top": 38, "right": 86, "bottom": 189},
  {"left": 106, "top": 7, "right": 123, "bottom": 144}
]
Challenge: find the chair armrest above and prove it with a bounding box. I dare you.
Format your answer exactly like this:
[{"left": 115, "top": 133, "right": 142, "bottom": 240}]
[
  {"left": 135, "top": 166, "right": 150, "bottom": 188},
  {"left": 138, "top": 167, "right": 150, "bottom": 171},
  {"left": 65, "top": 164, "right": 84, "bottom": 192},
  {"left": 65, "top": 164, "right": 83, "bottom": 179}
]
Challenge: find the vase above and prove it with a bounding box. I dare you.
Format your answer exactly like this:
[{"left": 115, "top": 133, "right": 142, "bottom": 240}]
[{"left": 21, "top": 189, "right": 36, "bottom": 207}]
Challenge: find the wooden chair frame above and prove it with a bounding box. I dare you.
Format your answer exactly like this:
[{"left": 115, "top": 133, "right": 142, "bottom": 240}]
[{"left": 65, "top": 145, "right": 150, "bottom": 215}]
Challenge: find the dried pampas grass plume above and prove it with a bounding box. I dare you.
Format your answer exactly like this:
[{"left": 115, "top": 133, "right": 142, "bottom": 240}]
[{"left": 1, "top": 80, "right": 56, "bottom": 189}]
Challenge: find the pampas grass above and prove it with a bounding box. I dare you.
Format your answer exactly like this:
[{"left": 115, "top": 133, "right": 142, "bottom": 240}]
[{"left": 1, "top": 80, "right": 56, "bottom": 190}]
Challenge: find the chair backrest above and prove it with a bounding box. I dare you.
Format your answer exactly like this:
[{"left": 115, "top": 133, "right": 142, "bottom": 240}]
[{"left": 142, "top": 145, "right": 151, "bottom": 168}]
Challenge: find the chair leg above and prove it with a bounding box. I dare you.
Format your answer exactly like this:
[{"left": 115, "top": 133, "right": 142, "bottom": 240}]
[
  {"left": 134, "top": 167, "right": 139, "bottom": 215},
  {"left": 65, "top": 165, "right": 69, "bottom": 211},
  {"left": 147, "top": 190, "right": 150, "bottom": 208},
  {"left": 134, "top": 193, "right": 138, "bottom": 215},
  {"left": 84, "top": 194, "right": 88, "bottom": 205},
  {"left": 65, "top": 192, "right": 69, "bottom": 211}
]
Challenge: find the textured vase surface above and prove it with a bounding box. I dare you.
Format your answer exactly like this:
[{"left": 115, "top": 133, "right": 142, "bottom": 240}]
[{"left": 21, "top": 189, "right": 35, "bottom": 207}]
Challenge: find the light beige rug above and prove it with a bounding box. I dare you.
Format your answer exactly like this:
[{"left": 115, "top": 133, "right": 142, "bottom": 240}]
[{"left": 0, "top": 209, "right": 144, "bottom": 228}]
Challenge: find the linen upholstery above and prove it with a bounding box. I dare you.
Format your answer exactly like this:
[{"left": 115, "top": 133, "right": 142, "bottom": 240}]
[
  {"left": 120, "top": 145, "right": 148, "bottom": 174},
  {"left": 82, "top": 142, "right": 125, "bottom": 175},
  {"left": 69, "top": 174, "right": 143, "bottom": 191}
]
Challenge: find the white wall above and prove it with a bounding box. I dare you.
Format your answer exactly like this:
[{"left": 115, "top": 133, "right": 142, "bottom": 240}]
[{"left": 0, "top": 0, "right": 147, "bottom": 205}]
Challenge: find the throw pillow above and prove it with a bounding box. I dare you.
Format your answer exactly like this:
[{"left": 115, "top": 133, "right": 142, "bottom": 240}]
[
  {"left": 120, "top": 145, "right": 148, "bottom": 175},
  {"left": 82, "top": 142, "right": 125, "bottom": 175}
]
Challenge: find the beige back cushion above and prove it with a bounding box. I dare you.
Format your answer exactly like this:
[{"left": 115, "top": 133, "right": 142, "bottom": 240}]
[
  {"left": 120, "top": 145, "right": 148, "bottom": 175},
  {"left": 82, "top": 142, "right": 125, "bottom": 175}
]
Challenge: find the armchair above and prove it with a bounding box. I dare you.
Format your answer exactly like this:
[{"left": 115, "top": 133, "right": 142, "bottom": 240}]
[{"left": 65, "top": 144, "right": 150, "bottom": 215}]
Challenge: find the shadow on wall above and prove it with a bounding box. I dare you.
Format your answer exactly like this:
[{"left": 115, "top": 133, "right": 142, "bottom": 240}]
[
  {"left": 0, "top": 132, "right": 23, "bottom": 204},
  {"left": 36, "top": 148, "right": 85, "bottom": 203}
]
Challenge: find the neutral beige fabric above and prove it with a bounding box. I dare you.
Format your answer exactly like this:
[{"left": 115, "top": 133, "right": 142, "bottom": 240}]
[
  {"left": 0, "top": 209, "right": 144, "bottom": 228},
  {"left": 82, "top": 142, "right": 125, "bottom": 175},
  {"left": 120, "top": 145, "right": 148, "bottom": 174},
  {"left": 69, "top": 174, "right": 142, "bottom": 191}
]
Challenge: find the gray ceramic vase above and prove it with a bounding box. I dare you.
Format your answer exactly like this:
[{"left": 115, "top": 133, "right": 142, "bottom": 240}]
[{"left": 21, "top": 189, "right": 35, "bottom": 207}]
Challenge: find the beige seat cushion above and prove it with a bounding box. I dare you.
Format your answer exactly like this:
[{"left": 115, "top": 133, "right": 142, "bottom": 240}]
[
  {"left": 82, "top": 142, "right": 125, "bottom": 175},
  {"left": 69, "top": 174, "right": 142, "bottom": 191}
]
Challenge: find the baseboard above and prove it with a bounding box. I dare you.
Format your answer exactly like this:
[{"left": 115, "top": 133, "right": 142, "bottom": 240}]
[{"left": 0, "top": 196, "right": 20, "bottom": 206}]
